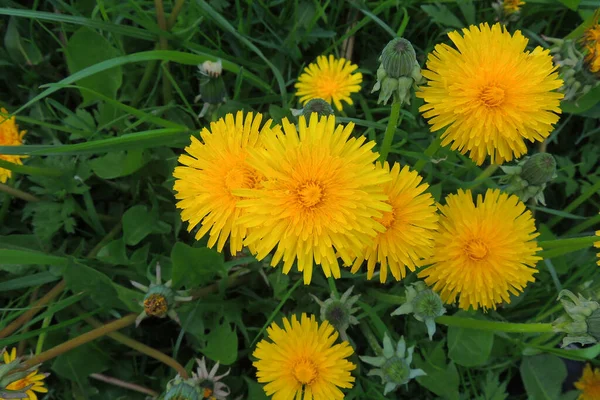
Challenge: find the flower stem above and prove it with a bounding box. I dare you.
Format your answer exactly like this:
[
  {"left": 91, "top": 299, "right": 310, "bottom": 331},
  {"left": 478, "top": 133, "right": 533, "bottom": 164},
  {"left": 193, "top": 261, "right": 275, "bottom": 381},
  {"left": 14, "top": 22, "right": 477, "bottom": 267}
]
[
  {"left": 328, "top": 276, "right": 339, "bottom": 298},
  {"left": 0, "top": 182, "right": 40, "bottom": 202},
  {"left": 80, "top": 312, "right": 188, "bottom": 379},
  {"left": 467, "top": 164, "right": 499, "bottom": 189},
  {"left": 90, "top": 373, "right": 159, "bottom": 397},
  {"left": 435, "top": 315, "right": 554, "bottom": 333},
  {"left": 378, "top": 100, "right": 402, "bottom": 163},
  {"left": 414, "top": 135, "right": 442, "bottom": 172},
  {"left": 359, "top": 321, "right": 383, "bottom": 356},
  {"left": 154, "top": 0, "right": 172, "bottom": 104},
  {"left": 538, "top": 235, "right": 599, "bottom": 249},
  {"left": 22, "top": 314, "right": 138, "bottom": 368}
]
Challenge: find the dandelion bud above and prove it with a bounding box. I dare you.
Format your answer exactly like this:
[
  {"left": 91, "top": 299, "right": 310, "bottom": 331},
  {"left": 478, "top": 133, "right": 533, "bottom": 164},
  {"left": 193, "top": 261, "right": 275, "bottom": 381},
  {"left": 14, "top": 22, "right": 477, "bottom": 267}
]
[
  {"left": 0, "top": 348, "right": 48, "bottom": 399},
  {"left": 164, "top": 377, "right": 202, "bottom": 400},
  {"left": 391, "top": 281, "right": 446, "bottom": 340},
  {"left": 521, "top": 153, "right": 557, "bottom": 186},
  {"left": 195, "top": 59, "right": 227, "bottom": 118},
  {"left": 310, "top": 286, "right": 359, "bottom": 341},
  {"left": 360, "top": 334, "right": 426, "bottom": 395},
  {"left": 131, "top": 263, "right": 193, "bottom": 327},
  {"left": 372, "top": 38, "right": 422, "bottom": 105},
  {"left": 553, "top": 290, "right": 600, "bottom": 347},
  {"left": 301, "top": 98, "right": 334, "bottom": 118},
  {"left": 499, "top": 153, "right": 557, "bottom": 205}
]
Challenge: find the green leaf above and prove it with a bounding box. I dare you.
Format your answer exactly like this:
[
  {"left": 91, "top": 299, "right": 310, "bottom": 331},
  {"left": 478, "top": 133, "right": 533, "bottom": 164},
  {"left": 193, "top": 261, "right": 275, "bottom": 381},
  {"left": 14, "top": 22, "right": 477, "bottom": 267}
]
[
  {"left": 3, "top": 17, "right": 43, "bottom": 65},
  {"left": 560, "top": 86, "right": 600, "bottom": 114},
  {"left": 96, "top": 239, "right": 129, "bottom": 265},
  {"left": 420, "top": 4, "right": 464, "bottom": 29},
  {"left": 558, "top": 0, "right": 580, "bottom": 11},
  {"left": 52, "top": 344, "right": 110, "bottom": 382},
  {"left": 244, "top": 377, "right": 269, "bottom": 400},
  {"left": 201, "top": 322, "right": 238, "bottom": 365},
  {"left": 0, "top": 249, "right": 69, "bottom": 266},
  {"left": 448, "top": 312, "right": 494, "bottom": 367},
  {"left": 414, "top": 341, "right": 460, "bottom": 400},
  {"left": 520, "top": 354, "right": 567, "bottom": 400},
  {"left": 170, "top": 242, "right": 225, "bottom": 288},
  {"left": 0, "top": 272, "right": 60, "bottom": 291},
  {"left": 90, "top": 150, "right": 149, "bottom": 180},
  {"left": 122, "top": 205, "right": 171, "bottom": 246},
  {"left": 65, "top": 27, "right": 123, "bottom": 104}
]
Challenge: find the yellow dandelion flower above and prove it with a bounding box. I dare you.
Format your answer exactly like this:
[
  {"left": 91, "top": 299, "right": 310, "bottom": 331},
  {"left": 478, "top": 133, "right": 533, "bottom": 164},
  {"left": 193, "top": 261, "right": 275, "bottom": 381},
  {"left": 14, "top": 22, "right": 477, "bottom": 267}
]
[
  {"left": 583, "top": 16, "right": 600, "bottom": 74},
  {"left": 0, "top": 108, "right": 27, "bottom": 184},
  {"left": 595, "top": 214, "right": 599, "bottom": 267},
  {"left": 173, "top": 111, "right": 280, "bottom": 254},
  {"left": 503, "top": 0, "right": 525, "bottom": 15},
  {"left": 295, "top": 55, "right": 362, "bottom": 111},
  {"left": 418, "top": 189, "right": 541, "bottom": 310},
  {"left": 1, "top": 348, "right": 48, "bottom": 400},
  {"left": 253, "top": 313, "right": 356, "bottom": 400},
  {"left": 236, "top": 114, "right": 392, "bottom": 284},
  {"left": 575, "top": 364, "right": 600, "bottom": 400},
  {"left": 586, "top": 43, "right": 600, "bottom": 74},
  {"left": 350, "top": 162, "right": 439, "bottom": 283},
  {"left": 417, "top": 23, "right": 564, "bottom": 166}
]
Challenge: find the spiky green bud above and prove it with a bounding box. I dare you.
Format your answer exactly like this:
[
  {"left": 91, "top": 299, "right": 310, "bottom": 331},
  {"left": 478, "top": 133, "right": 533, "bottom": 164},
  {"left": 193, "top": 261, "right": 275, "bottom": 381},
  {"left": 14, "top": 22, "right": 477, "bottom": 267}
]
[
  {"left": 372, "top": 38, "right": 423, "bottom": 105},
  {"left": 360, "top": 334, "right": 425, "bottom": 395},
  {"left": 553, "top": 289, "right": 600, "bottom": 347},
  {"left": 301, "top": 98, "right": 334, "bottom": 118},
  {"left": 499, "top": 154, "right": 558, "bottom": 205},
  {"left": 391, "top": 281, "right": 446, "bottom": 340},
  {"left": 310, "top": 286, "right": 359, "bottom": 341}
]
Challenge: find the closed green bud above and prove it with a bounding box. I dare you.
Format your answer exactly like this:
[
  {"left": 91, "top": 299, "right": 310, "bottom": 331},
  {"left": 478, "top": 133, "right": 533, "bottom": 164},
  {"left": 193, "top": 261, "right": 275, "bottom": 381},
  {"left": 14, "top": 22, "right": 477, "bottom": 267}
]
[
  {"left": 301, "top": 98, "right": 334, "bottom": 118},
  {"left": 360, "top": 334, "right": 425, "bottom": 396},
  {"left": 199, "top": 76, "right": 227, "bottom": 105},
  {"left": 381, "top": 38, "right": 417, "bottom": 79},
  {"left": 553, "top": 290, "right": 600, "bottom": 347},
  {"left": 521, "top": 153, "right": 556, "bottom": 186},
  {"left": 372, "top": 38, "right": 423, "bottom": 106},
  {"left": 164, "top": 377, "right": 202, "bottom": 400}
]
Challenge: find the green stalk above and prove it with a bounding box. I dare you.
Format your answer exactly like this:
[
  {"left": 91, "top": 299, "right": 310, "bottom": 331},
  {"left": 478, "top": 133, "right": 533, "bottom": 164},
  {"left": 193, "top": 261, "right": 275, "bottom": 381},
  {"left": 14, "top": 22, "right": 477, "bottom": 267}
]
[
  {"left": 467, "top": 164, "right": 499, "bottom": 189},
  {"left": 538, "top": 235, "right": 598, "bottom": 249},
  {"left": 547, "top": 179, "right": 600, "bottom": 228},
  {"left": 436, "top": 315, "right": 554, "bottom": 333},
  {"left": 414, "top": 135, "right": 442, "bottom": 172},
  {"left": 0, "top": 182, "right": 40, "bottom": 202},
  {"left": 378, "top": 100, "right": 402, "bottom": 163},
  {"left": 328, "top": 276, "right": 339, "bottom": 298},
  {"left": 359, "top": 321, "right": 383, "bottom": 356},
  {"left": 154, "top": 0, "right": 172, "bottom": 105}
]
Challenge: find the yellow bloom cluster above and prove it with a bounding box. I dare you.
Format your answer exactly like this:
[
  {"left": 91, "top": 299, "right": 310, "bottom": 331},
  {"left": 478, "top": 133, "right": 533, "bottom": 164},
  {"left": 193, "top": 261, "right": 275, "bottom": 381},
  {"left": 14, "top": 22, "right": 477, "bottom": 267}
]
[
  {"left": 582, "top": 14, "right": 600, "bottom": 74},
  {"left": 174, "top": 111, "right": 439, "bottom": 285}
]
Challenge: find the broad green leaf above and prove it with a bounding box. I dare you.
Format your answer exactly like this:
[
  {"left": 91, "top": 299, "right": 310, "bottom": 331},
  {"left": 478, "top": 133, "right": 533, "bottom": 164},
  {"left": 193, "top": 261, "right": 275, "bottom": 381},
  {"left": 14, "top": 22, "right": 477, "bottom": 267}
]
[
  {"left": 201, "top": 322, "right": 238, "bottom": 365},
  {"left": 520, "top": 354, "right": 566, "bottom": 400},
  {"left": 0, "top": 272, "right": 60, "bottom": 291},
  {"left": 3, "top": 17, "right": 43, "bottom": 65},
  {"left": 96, "top": 239, "right": 129, "bottom": 265},
  {"left": 52, "top": 344, "right": 110, "bottom": 383},
  {"left": 420, "top": 4, "right": 464, "bottom": 29},
  {"left": 558, "top": 0, "right": 580, "bottom": 10},
  {"left": 560, "top": 86, "right": 600, "bottom": 115},
  {"left": 244, "top": 377, "right": 269, "bottom": 400},
  {"left": 448, "top": 312, "right": 494, "bottom": 367},
  {"left": 63, "top": 262, "right": 127, "bottom": 309},
  {"left": 170, "top": 242, "right": 225, "bottom": 288},
  {"left": 122, "top": 205, "right": 171, "bottom": 246},
  {"left": 66, "top": 27, "right": 123, "bottom": 104},
  {"left": 90, "top": 150, "right": 149, "bottom": 180},
  {"left": 414, "top": 341, "right": 460, "bottom": 400},
  {"left": 0, "top": 249, "right": 69, "bottom": 266}
]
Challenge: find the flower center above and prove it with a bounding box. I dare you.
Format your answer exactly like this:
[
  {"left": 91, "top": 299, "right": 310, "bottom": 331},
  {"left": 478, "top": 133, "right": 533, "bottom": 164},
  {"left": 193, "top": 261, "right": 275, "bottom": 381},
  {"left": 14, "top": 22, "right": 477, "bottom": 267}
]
[
  {"left": 203, "top": 388, "right": 213, "bottom": 398},
  {"left": 377, "top": 209, "right": 396, "bottom": 229},
  {"left": 465, "top": 239, "right": 489, "bottom": 261},
  {"left": 480, "top": 85, "right": 505, "bottom": 107},
  {"left": 144, "top": 293, "right": 168, "bottom": 317},
  {"left": 6, "top": 378, "right": 29, "bottom": 390},
  {"left": 293, "top": 359, "right": 318, "bottom": 385},
  {"left": 318, "top": 77, "right": 340, "bottom": 98},
  {"left": 224, "top": 166, "right": 260, "bottom": 191},
  {"left": 297, "top": 182, "right": 324, "bottom": 209}
]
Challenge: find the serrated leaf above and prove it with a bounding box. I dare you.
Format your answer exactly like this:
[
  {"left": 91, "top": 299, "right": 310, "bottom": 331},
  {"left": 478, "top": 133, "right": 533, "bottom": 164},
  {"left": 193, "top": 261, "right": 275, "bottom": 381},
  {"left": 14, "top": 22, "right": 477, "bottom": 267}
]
[
  {"left": 122, "top": 205, "right": 170, "bottom": 246},
  {"left": 170, "top": 242, "right": 225, "bottom": 288},
  {"left": 520, "top": 354, "right": 566, "bottom": 400},
  {"left": 201, "top": 322, "right": 238, "bottom": 365},
  {"left": 448, "top": 312, "right": 494, "bottom": 367},
  {"left": 52, "top": 344, "right": 110, "bottom": 382}
]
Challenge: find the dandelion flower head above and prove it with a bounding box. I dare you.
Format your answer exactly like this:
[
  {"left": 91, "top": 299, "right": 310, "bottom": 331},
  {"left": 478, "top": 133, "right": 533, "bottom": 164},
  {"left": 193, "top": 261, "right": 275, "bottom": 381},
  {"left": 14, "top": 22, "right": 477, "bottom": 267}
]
[
  {"left": 350, "top": 162, "right": 439, "bottom": 283},
  {"left": 417, "top": 23, "right": 563, "bottom": 165},
  {"left": 236, "top": 114, "right": 391, "bottom": 284},
  {"left": 295, "top": 55, "right": 362, "bottom": 111},
  {"left": 1, "top": 348, "right": 48, "bottom": 400},
  {"left": 0, "top": 108, "right": 26, "bottom": 184},
  {"left": 253, "top": 313, "right": 356, "bottom": 400},
  {"left": 582, "top": 14, "right": 600, "bottom": 74},
  {"left": 503, "top": 0, "right": 525, "bottom": 15},
  {"left": 575, "top": 363, "right": 600, "bottom": 400},
  {"left": 418, "top": 189, "right": 541, "bottom": 310},
  {"left": 173, "top": 111, "right": 280, "bottom": 254}
]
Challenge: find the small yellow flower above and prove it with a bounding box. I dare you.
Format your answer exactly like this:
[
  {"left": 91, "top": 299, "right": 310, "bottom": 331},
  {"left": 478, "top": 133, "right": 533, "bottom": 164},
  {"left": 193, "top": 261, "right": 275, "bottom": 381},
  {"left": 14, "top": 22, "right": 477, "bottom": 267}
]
[
  {"left": 253, "top": 313, "right": 356, "bottom": 400},
  {"left": 351, "top": 162, "right": 439, "bottom": 283},
  {"left": 295, "top": 55, "right": 362, "bottom": 111},
  {"left": 575, "top": 364, "right": 600, "bottom": 400},
  {"left": 0, "top": 108, "right": 26, "bottom": 184},
  {"left": 417, "top": 23, "right": 563, "bottom": 165},
  {"left": 503, "top": 0, "right": 525, "bottom": 15},
  {"left": 236, "top": 114, "right": 391, "bottom": 284},
  {"left": 418, "top": 189, "right": 541, "bottom": 310},
  {"left": 1, "top": 348, "right": 48, "bottom": 400},
  {"left": 173, "top": 111, "right": 280, "bottom": 254},
  {"left": 582, "top": 15, "right": 600, "bottom": 74},
  {"left": 595, "top": 214, "right": 599, "bottom": 267}
]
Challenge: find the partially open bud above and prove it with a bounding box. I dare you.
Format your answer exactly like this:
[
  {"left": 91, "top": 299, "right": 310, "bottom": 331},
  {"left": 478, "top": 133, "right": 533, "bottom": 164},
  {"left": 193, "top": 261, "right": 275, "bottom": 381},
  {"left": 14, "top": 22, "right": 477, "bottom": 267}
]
[
  {"left": 360, "top": 334, "right": 425, "bottom": 395},
  {"left": 195, "top": 59, "right": 227, "bottom": 119},
  {"left": 192, "top": 357, "right": 231, "bottom": 399},
  {"left": 310, "top": 286, "right": 359, "bottom": 341},
  {"left": 131, "top": 263, "right": 193, "bottom": 327},
  {"left": 0, "top": 348, "right": 48, "bottom": 400},
  {"left": 499, "top": 153, "right": 557, "bottom": 205},
  {"left": 372, "top": 38, "right": 423, "bottom": 105},
  {"left": 391, "top": 281, "right": 446, "bottom": 340},
  {"left": 553, "top": 289, "right": 600, "bottom": 347},
  {"left": 301, "top": 98, "right": 334, "bottom": 119}
]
